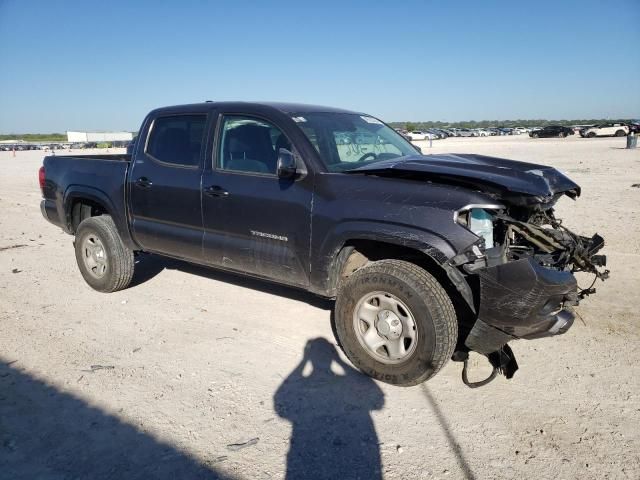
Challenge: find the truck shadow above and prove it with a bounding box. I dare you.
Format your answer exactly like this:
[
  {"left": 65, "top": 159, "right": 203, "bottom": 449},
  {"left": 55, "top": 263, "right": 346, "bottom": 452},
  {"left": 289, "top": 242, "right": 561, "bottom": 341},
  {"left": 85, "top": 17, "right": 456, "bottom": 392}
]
[
  {"left": 274, "top": 338, "right": 384, "bottom": 480},
  {"left": 131, "top": 253, "right": 333, "bottom": 310},
  {"left": 0, "top": 358, "right": 234, "bottom": 480}
]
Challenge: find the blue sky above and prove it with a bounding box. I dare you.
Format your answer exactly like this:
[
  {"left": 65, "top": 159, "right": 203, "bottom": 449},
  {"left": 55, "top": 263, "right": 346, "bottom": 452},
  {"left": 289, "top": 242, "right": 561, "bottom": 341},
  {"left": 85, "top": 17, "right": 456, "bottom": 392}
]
[{"left": 0, "top": 0, "right": 638, "bottom": 133}]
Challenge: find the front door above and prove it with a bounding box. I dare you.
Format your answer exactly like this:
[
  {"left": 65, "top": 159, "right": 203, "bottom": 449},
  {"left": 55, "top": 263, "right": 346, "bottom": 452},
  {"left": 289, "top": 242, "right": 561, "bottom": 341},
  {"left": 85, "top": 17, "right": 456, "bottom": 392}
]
[
  {"left": 201, "top": 113, "right": 313, "bottom": 287},
  {"left": 128, "top": 113, "right": 208, "bottom": 261}
]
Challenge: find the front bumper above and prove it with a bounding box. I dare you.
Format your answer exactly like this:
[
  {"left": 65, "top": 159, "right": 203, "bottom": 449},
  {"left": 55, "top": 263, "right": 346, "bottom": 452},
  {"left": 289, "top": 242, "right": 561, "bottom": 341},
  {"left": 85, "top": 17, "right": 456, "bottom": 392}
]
[{"left": 464, "top": 257, "right": 577, "bottom": 354}]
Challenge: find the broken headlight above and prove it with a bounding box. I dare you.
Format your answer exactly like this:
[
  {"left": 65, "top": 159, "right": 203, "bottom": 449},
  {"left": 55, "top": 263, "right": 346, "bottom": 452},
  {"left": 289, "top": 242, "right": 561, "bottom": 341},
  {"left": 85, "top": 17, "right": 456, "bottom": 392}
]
[{"left": 455, "top": 205, "right": 504, "bottom": 249}]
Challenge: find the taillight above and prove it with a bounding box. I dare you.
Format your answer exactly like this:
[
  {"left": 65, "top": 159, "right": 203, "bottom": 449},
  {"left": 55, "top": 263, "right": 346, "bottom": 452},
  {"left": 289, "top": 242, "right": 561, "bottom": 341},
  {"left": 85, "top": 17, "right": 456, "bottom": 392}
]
[{"left": 38, "top": 166, "right": 45, "bottom": 192}]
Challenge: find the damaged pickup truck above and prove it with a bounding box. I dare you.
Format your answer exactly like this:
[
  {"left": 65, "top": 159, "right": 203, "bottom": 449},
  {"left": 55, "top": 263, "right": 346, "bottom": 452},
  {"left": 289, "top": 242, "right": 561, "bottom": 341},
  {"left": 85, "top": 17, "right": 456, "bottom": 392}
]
[{"left": 39, "top": 102, "right": 608, "bottom": 387}]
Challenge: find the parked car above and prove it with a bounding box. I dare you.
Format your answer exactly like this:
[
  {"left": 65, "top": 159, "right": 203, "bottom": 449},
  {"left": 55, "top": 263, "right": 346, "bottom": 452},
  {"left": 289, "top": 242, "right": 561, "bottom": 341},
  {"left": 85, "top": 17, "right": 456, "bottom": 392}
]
[
  {"left": 426, "top": 129, "right": 445, "bottom": 139},
  {"left": 394, "top": 129, "right": 413, "bottom": 142},
  {"left": 39, "top": 101, "right": 608, "bottom": 388},
  {"left": 580, "top": 123, "right": 629, "bottom": 138},
  {"left": 530, "top": 126, "right": 575, "bottom": 138},
  {"left": 457, "top": 128, "right": 475, "bottom": 137},
  {"left": 407, "top": 130, "right": 432, "bottom": 141}
]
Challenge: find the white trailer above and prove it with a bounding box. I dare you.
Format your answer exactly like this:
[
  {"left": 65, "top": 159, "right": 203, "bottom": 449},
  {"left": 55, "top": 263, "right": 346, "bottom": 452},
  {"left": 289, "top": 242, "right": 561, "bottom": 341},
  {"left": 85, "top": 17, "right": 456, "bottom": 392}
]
[{"left": 67, "top": 131, "right": 133, "bottom": 142}]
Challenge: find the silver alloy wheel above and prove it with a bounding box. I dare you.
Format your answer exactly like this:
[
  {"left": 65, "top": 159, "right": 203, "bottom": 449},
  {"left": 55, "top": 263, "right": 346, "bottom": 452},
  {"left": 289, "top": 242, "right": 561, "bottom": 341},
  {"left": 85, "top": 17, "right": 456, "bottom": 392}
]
[
  {"left": 352, "top": 291, "right": 418, "bottom": 364},
  {"left": 82, "top": 234, "right": 108, "bottom": 279}
]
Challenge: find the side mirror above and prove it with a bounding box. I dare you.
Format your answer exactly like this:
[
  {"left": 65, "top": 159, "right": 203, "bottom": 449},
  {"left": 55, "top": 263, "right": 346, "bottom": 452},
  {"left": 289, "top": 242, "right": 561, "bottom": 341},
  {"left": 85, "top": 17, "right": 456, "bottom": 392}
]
[{"left": 277, "top": 148, "right": 297, "bottom": 179}]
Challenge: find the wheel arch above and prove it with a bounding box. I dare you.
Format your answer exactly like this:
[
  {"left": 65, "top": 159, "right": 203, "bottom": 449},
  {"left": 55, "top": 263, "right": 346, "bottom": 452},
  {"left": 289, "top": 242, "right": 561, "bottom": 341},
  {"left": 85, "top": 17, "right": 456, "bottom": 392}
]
[
  {"left": 63, "top": 186, "right": 138, "bottom": 250},
  {"left": 326, "top": 236, "right": 476, "bottom": 309}
]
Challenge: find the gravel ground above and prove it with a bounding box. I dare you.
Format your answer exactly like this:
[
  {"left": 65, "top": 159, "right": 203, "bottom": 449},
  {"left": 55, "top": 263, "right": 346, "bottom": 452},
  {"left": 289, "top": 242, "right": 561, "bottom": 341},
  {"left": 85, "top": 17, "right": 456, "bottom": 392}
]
[{"left": 0, "top": 136, "right": 639, "bottom": 479}]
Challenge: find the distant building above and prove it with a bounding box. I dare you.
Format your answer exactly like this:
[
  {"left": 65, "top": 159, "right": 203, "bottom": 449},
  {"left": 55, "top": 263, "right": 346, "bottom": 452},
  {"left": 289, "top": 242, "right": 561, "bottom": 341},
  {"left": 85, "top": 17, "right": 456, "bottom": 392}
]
[{"left": 67, "top": 131, "right": 133, "bottom": 142}]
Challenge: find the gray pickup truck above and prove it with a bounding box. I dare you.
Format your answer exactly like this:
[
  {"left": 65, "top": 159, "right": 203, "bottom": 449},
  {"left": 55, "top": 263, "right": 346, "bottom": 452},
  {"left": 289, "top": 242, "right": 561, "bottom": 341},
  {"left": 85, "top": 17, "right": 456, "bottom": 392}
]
[{"left": 39, "top": 102, "right": 608, "bottom": 387}]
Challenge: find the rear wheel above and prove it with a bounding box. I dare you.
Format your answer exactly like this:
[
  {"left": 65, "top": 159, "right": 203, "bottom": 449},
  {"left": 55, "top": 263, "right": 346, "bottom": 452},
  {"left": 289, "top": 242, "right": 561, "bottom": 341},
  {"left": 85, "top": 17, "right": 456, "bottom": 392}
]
[
  {"left": 75, "top": 215, "right": 134, "bottom": 292},
  {"left": 334, "top": 260, "right": 457, "bottom": 386}
]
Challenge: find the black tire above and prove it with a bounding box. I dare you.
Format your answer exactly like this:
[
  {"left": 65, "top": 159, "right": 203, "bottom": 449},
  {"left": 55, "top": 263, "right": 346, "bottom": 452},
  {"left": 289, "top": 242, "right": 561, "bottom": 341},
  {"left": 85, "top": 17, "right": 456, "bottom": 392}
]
[
  {"left": 532, "top": 133, "right": 539, "bottom": 138},
  {"left": 588, "top": 132, "right": 596, "bottom": 138},
  {"left": 615, "top": 130, "right": 626, "bottom": 137},
  {"left": 334, "top": 260, "right": 457, "bottom": 386},
  {"left": 559, "top": 132, "right": 566, "bottom": 138},
  {"left": 74, "top": 215, "right": 134, "bottom": 292}
]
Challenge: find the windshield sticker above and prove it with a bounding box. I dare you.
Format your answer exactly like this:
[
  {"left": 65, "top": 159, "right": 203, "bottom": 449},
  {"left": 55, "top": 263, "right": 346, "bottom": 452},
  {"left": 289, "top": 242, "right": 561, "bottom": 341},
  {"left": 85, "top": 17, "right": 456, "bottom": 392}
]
[
  {"left": 361, "top": 116, "right": 383, "bottom": 125},
  {"left": 292, "top": 116, "right": 307, "bottom": 123}
]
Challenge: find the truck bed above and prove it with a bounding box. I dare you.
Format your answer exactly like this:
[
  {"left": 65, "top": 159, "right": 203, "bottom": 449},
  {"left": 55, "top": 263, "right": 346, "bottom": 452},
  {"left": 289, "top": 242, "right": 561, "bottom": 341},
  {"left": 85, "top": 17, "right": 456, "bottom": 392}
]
[
  {"left": 51, "top": 154, "right": 131, "bottom": 161},
  {"left": 41, "top": 154, "right": 134, "bottom": 248}
]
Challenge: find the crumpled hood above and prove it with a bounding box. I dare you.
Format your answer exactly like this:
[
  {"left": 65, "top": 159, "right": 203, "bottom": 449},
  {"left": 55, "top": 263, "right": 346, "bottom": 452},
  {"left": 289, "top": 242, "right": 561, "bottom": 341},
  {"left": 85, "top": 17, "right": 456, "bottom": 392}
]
[{"left": 348, "top": 154, "right": 581, "bottom": 201}]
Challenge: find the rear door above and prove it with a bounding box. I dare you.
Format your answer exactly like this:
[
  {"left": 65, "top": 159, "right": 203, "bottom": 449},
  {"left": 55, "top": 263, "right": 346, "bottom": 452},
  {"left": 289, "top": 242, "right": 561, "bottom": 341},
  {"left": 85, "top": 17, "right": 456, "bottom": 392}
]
[
  {"left": 201, "top": 111, "right": 313, "bottom": 287},
  {"left": 128, "top": 113, "right": 209, "bottom": 261},
  {"left": 613, "top": 123, "right": 627, "bottom": 134}
]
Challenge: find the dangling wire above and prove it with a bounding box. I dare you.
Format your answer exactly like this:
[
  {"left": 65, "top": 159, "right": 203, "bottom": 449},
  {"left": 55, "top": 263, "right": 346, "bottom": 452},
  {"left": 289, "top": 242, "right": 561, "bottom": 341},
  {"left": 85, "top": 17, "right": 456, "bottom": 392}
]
[{"left": 577, "top": 273, "right": 599, "bottom": 298}]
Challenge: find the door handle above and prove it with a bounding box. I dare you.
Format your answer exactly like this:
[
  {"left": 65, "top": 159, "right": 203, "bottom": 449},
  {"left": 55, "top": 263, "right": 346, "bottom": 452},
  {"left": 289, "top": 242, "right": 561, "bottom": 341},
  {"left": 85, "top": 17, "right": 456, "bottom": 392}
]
[
  {"left": 204, "top": 185, "right": 229, "bottom": 197},
  {"left": 135, "top": 177, "right": 153, "bottom": 188}
]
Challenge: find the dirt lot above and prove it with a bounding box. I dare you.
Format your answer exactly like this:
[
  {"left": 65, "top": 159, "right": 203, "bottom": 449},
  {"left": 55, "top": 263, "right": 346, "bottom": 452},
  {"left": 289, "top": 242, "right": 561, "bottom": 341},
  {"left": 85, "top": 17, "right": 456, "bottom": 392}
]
[{"left": 1, "top": 136, "right": 639, "bottom": 479}]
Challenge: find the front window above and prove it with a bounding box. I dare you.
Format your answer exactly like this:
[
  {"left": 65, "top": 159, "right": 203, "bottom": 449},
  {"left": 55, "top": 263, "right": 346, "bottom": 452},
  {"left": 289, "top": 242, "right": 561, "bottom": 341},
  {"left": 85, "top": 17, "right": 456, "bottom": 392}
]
[
  {"left": 291, "top": 112, "right": 418, "bottom": 172},
  {"left": 218, "top": 115, "right": 291, "bottom": 175}
]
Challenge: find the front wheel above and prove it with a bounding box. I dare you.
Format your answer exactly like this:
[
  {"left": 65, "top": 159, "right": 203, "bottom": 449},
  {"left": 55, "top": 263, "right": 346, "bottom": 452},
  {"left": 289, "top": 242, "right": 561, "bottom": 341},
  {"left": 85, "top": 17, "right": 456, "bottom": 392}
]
[
  {"left": 75, "top": 215, "right": 135, "bottom": 292},
  {"left": 334, "top": 260, "right": 457, "bottom": 386},
  {"left": 615, "top": 130, "right": 626, "bottom": 137}
]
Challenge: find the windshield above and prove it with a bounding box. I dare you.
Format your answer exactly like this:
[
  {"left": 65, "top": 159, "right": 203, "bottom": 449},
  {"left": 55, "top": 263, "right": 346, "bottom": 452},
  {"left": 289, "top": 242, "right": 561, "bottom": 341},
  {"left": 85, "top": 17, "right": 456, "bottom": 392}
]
[{"left": 290, "top": 112, "right": 419, "bottom": 172}]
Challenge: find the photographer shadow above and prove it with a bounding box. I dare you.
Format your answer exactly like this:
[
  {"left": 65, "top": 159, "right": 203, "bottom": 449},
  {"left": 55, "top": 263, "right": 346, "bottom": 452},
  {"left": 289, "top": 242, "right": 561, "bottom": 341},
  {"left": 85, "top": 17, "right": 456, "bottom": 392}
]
[
  {"left": 274, "top": 338, "right": 384, "bottom": 480},
  {"left": 0, "top": 358, "right": 231, "bottom": 480}
]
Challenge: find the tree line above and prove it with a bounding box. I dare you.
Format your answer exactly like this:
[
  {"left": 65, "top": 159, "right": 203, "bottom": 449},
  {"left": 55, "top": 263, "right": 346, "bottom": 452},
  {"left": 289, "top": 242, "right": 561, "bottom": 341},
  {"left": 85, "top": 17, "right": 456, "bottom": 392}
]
[
  {"left": 390, "top": 119, "right": 636, "bottom": 131},
  {"left": 0, "top": 133, "right": 67, "bottom": 142}
]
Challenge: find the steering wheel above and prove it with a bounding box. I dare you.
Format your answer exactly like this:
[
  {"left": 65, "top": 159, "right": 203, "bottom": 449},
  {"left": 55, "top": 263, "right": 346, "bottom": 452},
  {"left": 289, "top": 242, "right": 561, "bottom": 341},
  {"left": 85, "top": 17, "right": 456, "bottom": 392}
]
[{"left": 357, "top": 152, "right": 378, "bottom": 162}]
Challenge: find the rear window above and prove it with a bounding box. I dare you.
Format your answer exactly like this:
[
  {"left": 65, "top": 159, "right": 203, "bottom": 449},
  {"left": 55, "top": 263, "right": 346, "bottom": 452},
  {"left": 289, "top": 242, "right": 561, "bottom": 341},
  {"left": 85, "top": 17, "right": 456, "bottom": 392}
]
[{"left": 146, "top": 114, "right": 206, "bottom": 166}]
